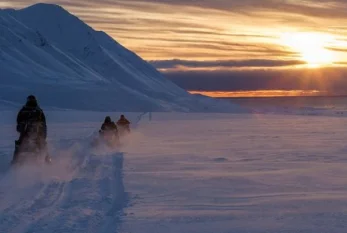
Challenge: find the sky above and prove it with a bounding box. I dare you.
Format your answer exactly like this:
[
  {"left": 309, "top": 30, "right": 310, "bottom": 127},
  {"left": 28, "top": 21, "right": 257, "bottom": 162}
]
[{"left": 2, "top": 0, "right": 347, "bottom": 96}]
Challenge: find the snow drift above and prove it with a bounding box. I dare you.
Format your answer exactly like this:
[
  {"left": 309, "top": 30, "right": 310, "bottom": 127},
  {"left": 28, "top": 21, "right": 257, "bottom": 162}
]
[{"left": 0, "top": 3, "right": 244, "bottom": 112}]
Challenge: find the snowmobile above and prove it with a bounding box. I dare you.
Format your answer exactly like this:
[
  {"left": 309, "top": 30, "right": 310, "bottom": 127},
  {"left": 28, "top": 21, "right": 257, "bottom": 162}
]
[
  {"left": 11, "top": 138, "right": 51, "bottom": 166},
  {"left": 117, "top": 125, "right": 131, "bottom": 137},
  {"left": 91, "top": 129, "right": 120, "bottom": 149}
]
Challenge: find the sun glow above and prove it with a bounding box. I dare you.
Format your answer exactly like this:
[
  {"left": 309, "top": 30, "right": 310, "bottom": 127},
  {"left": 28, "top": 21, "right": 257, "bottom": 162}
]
[{"left": 281, "top": 32, "right": 335, "bottom": 67}]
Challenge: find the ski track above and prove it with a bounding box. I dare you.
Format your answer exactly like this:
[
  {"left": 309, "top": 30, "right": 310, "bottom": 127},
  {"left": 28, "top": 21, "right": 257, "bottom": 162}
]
[{"left": 0, "top": 138, "right": 128, "bottom": 233}]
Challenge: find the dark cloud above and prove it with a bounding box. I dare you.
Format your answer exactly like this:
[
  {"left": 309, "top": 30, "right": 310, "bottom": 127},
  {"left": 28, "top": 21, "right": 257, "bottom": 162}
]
[
  {"left": 326, "top": 47, "right": 347, "bottom": 53},
  {"left": 150, "top": 59, "right": 305, "bottom": 69},
  {"left": 163, "top": 67, "right": 347, "bottom": 94},
  {"left": 120, "top": 0, "right": 347, "bottom": 19}
]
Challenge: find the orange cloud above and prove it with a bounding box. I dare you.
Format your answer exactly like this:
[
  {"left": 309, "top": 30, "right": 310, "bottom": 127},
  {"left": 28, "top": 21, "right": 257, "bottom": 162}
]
[
  {"left": 2, "top": 0, "right": 347, "bottom": 65},
  {"left": 189, "top": 90, "right": 326, "bottom": 98}
]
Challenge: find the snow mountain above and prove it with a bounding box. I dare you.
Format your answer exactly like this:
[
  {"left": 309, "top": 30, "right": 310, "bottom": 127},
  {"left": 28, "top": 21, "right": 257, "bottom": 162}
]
[{"left": 0, "top": 3, "right": 243, "bottom": 112}]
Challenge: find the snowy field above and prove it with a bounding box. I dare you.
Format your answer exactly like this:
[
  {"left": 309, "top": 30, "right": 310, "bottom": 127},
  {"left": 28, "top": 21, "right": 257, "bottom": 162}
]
[{"left": 1, "top": 110, "right": 347, "bottom": 232}]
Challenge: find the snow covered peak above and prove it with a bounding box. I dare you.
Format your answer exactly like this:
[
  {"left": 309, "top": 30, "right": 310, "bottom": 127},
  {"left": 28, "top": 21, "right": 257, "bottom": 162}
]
[
  {"left": 21, "top": 3, "right": 67, "bottom": 14},
  {"left": 15, "top": 3, "right": 95, "bottom": 52}
]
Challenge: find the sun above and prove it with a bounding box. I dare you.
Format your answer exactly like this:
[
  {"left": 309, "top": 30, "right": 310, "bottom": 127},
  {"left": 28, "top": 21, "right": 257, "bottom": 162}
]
[{"left": 280, "top": 32, "right": 335, "bottom": 67}]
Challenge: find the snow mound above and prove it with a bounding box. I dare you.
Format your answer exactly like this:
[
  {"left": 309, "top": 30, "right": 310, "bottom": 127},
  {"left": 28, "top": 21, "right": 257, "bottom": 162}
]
[{"left": 0, "top": 3, "right": 245, "bottom": 113}]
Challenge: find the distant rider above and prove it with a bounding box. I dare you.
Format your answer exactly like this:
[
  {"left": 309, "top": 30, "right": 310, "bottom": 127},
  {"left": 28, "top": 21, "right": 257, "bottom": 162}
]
[
  {"left": 12, "top": 95, "right": 51, "bottom": 164},
  {"left": 116, "top": 115, "right": 131, "bottom": 134},
  {"left": 100, "top": 116, "right": 119, "bottom": 140}
]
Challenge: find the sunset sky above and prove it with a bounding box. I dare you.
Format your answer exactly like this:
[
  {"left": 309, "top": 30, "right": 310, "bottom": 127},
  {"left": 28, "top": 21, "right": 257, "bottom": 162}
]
[{"left": 2, "top": 0, "right": 347, "bottom": 96}]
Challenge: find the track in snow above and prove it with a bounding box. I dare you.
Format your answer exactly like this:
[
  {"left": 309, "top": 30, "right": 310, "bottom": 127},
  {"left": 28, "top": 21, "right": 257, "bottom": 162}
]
[{"left": 0, "top": 140, "right": 128, "bottom": 233}]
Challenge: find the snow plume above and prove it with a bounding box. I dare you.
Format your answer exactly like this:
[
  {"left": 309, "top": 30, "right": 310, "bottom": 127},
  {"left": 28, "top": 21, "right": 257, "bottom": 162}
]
[
  {"left": 0, "top": 142, "right": 123, "bottom": 215},
  {"left": 0, "top": 144, "right": 76, "bottom": 208},
  {"left": 0, "top": 135, "right": 92, "bottom": 208}
]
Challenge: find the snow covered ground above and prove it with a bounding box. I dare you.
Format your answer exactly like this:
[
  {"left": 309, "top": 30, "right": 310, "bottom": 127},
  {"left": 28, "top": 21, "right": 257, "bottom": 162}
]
[{"left": 1, "top": 110, "right": 347, "bottom": 232}]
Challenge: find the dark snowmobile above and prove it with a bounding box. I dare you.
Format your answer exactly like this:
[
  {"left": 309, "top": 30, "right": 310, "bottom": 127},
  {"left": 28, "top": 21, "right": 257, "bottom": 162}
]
[
  {"left": 12, "top": 137, "right": 51, "bottom": 166},
  {"left": 97, "top": 129, "right": 120, "bottom": 148}
]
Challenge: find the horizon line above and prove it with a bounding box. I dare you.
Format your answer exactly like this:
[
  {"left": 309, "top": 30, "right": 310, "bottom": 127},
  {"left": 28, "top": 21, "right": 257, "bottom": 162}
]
[{"left": 188, "top": 90, "right": 347, "bottom": 98}]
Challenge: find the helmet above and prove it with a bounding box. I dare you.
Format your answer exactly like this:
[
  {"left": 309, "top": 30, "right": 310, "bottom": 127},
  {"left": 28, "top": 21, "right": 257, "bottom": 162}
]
[
  {"left": 104, "top": 116, "right": 111, "bottom": 123},
  {"left": 27, "top": 95, "right": 36, "bottom": 101},
  {"left": 26, "top": 95, "right": 38, "bottom": 107}
]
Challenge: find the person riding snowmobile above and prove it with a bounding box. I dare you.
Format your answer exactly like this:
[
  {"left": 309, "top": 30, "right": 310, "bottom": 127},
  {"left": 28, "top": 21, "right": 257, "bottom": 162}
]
[
  {"left": 12, "top": 95, "right": 51, "bottom": 165},
  {"left": 99, "top": 116, "right": 119, "bottom": 145},
  {"left": 116, "top": 115, "right": 131, "bottom": 135}
]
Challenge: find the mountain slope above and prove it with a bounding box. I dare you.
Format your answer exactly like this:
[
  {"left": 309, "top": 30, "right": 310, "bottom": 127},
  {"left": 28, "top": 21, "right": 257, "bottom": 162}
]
[{"left": 0, "top": 3, "right": 243, "bottom": 112}]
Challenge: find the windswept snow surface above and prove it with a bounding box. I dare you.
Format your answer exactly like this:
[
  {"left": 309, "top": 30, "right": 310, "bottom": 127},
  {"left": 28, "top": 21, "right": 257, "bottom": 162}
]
[
  {"left": 1, "top": 110, "right": 347, "bottom": 232},
  {"left": 0, "top": 3, "right": 244, "bottom": 113}
]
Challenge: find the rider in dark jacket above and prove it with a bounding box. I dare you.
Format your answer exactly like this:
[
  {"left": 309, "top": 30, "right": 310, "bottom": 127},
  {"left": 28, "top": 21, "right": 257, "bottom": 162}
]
[
  {"left": 95, "top": 116, "right": 119, "bottom": 147},
  {"left": 100, "top": 116, "right": 119, "bottom": 137},
  {"left": 116, "top": 115, "right": 131, "bottom": 133},
  {"left": 101, "top": 116, "right": 117, "bottom": 131},
  {"left": 12, "top": 95, "right": 50, "bottom": 164}
]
